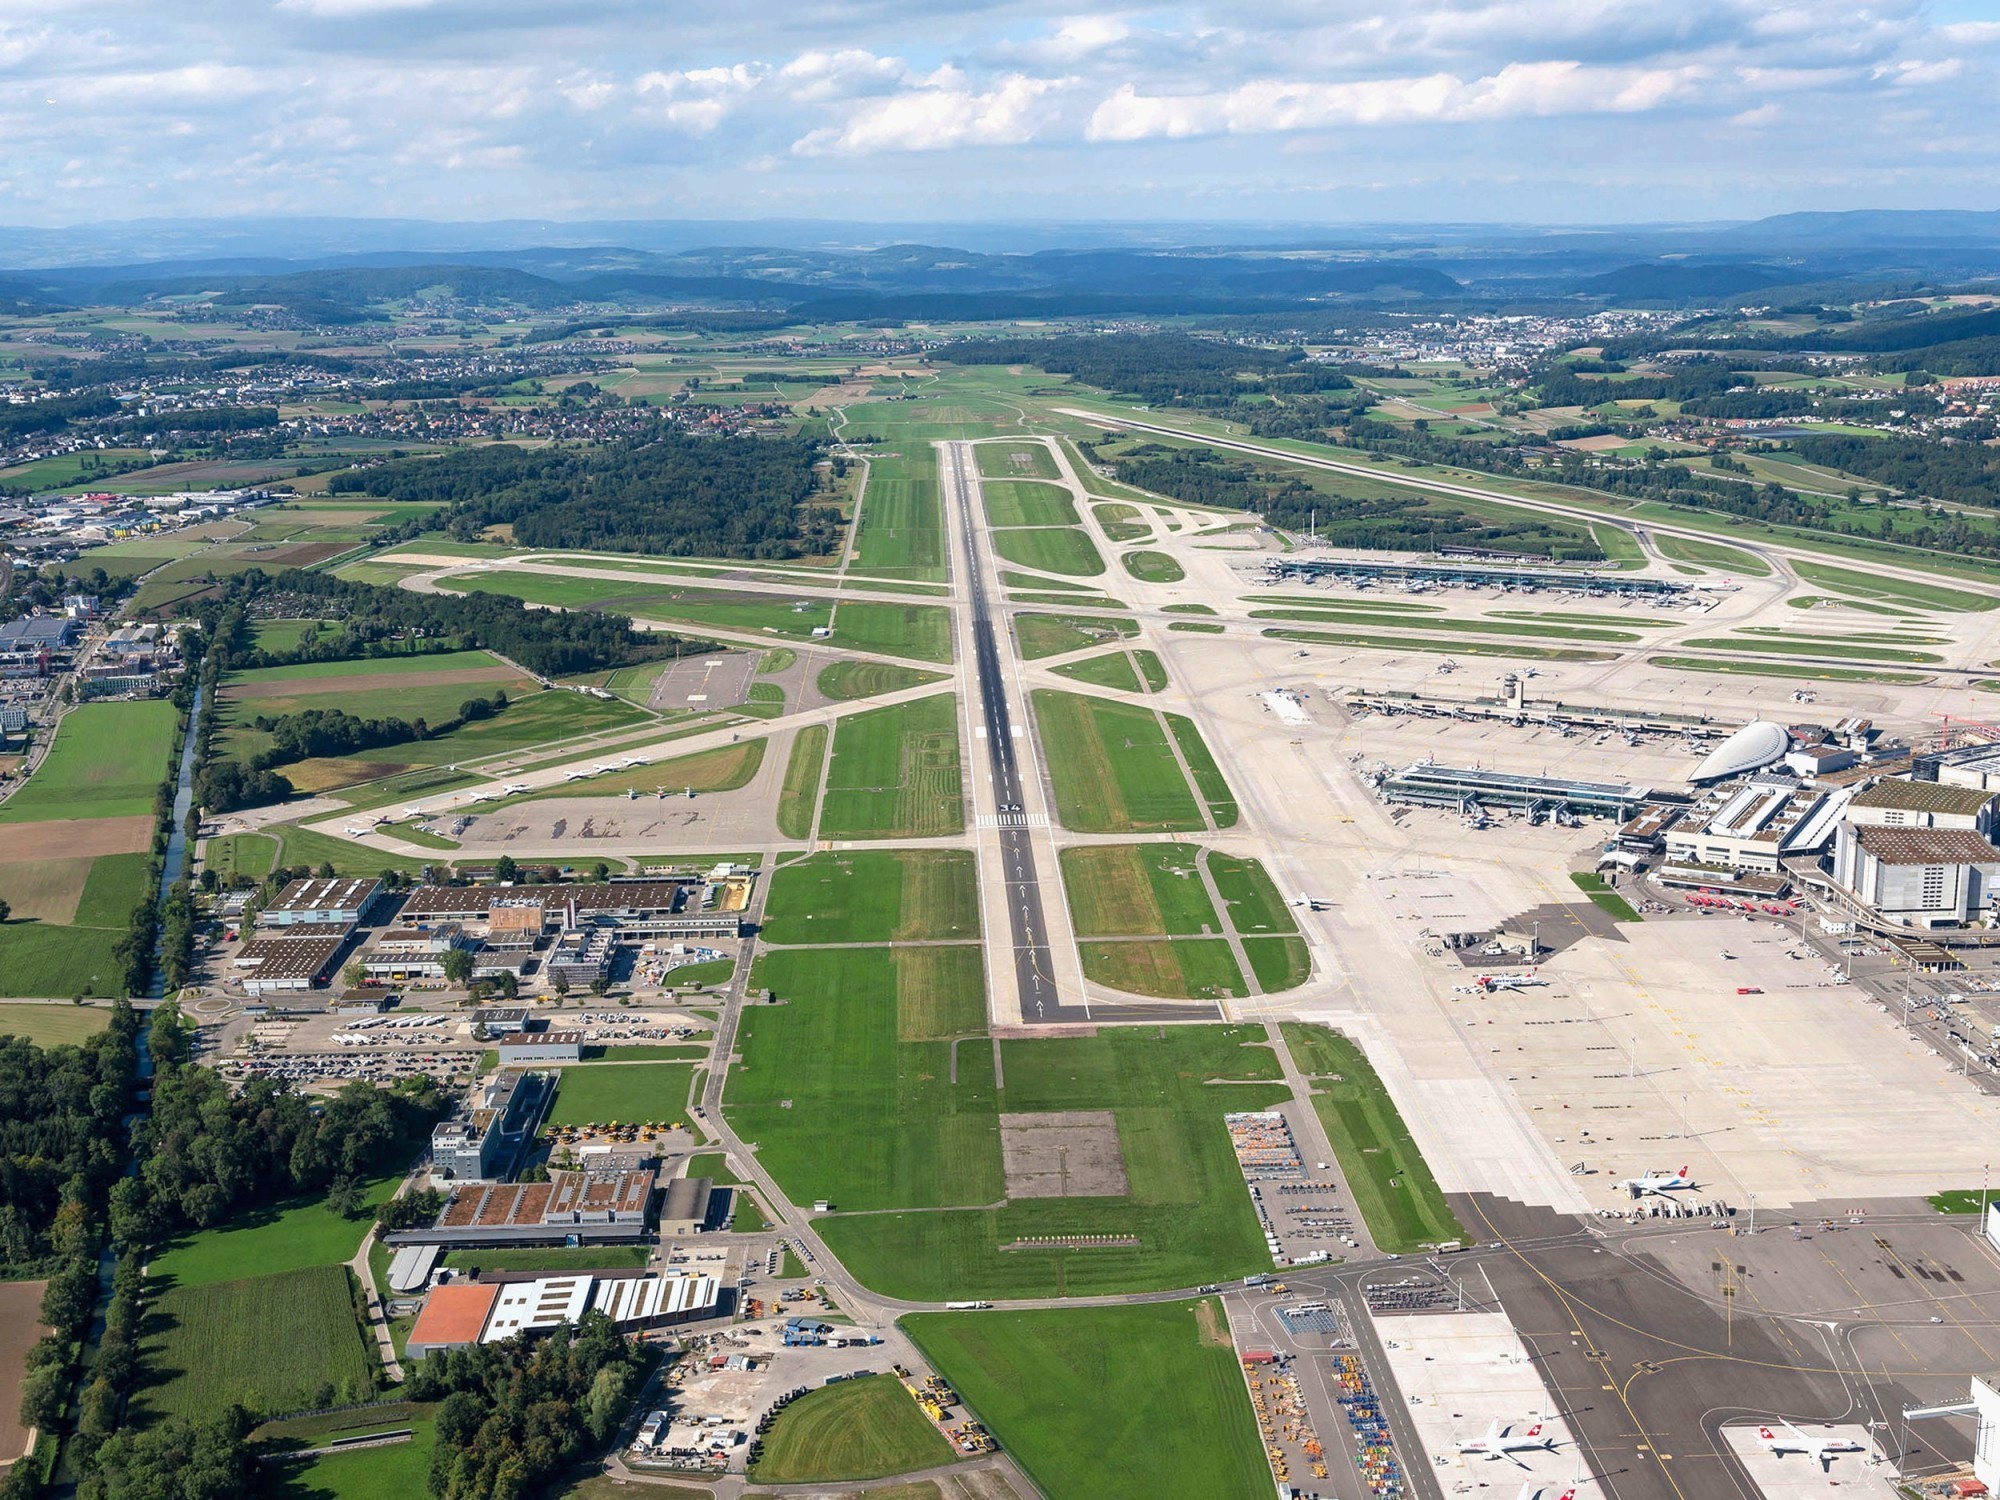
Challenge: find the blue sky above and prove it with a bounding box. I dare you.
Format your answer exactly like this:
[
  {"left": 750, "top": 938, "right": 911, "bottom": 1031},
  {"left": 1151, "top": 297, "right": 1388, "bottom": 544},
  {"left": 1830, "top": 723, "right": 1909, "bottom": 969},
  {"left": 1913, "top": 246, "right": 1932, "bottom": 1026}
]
[{"left": 2, "top": 0, "right": 1995, "bottom": 225}]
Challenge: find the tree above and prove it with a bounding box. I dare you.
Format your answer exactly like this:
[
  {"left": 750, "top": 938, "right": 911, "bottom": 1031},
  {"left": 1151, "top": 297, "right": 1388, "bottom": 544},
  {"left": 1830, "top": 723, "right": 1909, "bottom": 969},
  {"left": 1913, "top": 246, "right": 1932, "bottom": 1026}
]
[
  {"left": 493, "top": 855, "right": 519, "bottom": 884},
  {"left": 441, "top": 947, "right": 475, "bottom": 985},
  {"left": 491, "top": 970, "right": 518, "bottom": 999},
  {"left": 325, "top": 1176, "right": 362, "bottom": 1219},
  {"left": 551, "top": 970, "right": 570, "bottom": 997},
  {"left": 342, "top": 961, "right": 368, "bottom": 991},
  {"left": 589, "top": 974, "right": 609, "bottom": 996},
  {"left": 0, "top": 898, "right": 10, "bottom": 925},
  {"left": 592, "top": 861, "right": 610, "bottom": 883}
]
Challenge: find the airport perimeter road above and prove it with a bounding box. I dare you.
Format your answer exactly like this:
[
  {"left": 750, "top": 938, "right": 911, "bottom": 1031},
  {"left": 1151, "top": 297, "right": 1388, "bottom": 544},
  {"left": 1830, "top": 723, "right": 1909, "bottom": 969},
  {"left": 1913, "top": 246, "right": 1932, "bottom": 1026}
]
[{"left": 940, "top": 440, "right": 1088, "bottom": 1025}]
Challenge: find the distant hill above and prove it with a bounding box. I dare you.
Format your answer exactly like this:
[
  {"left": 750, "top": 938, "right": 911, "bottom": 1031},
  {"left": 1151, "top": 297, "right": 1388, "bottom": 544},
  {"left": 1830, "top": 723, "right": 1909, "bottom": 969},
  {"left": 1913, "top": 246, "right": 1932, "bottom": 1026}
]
[{"left": 1578, "top": 262, "right": 1793, "bottom": 300}]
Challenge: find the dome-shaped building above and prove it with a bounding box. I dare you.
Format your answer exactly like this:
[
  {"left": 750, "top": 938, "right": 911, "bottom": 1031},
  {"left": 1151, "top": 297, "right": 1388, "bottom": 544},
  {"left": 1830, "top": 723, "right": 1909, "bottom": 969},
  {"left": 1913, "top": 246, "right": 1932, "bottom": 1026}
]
[{"left": 1690, "top": 720, "right": 1790, "bottom": 784}]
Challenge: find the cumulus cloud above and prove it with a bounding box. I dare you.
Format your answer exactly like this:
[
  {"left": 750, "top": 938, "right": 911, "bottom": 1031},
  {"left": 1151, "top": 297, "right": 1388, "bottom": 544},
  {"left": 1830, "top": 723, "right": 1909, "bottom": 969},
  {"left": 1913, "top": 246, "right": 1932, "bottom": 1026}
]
[
  {"left": 1087, "top": 61, "right": 1703, "bottom": 141},
  {"left": 793, "top": 69, "right": 1071, "bottom": 154}
]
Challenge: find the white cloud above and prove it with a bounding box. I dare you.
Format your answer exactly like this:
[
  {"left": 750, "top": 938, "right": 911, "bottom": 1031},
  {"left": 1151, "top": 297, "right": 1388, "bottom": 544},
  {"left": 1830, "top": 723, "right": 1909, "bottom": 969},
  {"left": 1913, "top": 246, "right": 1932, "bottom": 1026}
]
[
  {"left": 793, "top": 71, "right": 1069, "bottom": 154},
  {"left": 275, "top": 0, "right": 441, "bottom": 15},
  {"left": 776, "top": 48, "right": 903, "bottom": 102},
  {"left": 1087, "top": 61, "right": 1702, "bottom": 141},
  {"left": 636, "top": 62, "right": 768, "bottom": 134}
]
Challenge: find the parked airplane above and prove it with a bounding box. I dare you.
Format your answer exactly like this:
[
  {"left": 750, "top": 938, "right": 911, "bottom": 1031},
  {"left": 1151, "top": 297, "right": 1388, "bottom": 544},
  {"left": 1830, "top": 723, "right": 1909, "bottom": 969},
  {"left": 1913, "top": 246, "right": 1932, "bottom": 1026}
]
[
  {"left": 1477, "top": 975, "right": 1548, "bottom": 992},
  {"left": 1513, "top": 1485, "right": 1575, "bottom": 1500},
  {"left": 344, "top": 826, "right": 373, "bottom": 837},
  {"left": 402, "top": 806, "right": 424, "bottom": 816},
  {"left": 1622, "top": 1166, "right": 1696, "bottom": 1198},
  {"left": 564, "top": 770, "right": 591, "bottom": 782},
  {"left": 1457, "top": 1419, "right": 1558, "bottom": 1461},
  {"left": 1290, "top": 892, "right": 1331, "bottom": 911},
  {"left": 1757, "top": 1422, "right": 1865, "bottom": 1468},
  {"left": 502, "top": 783, "right": 529, "bottom": 794},
  {"left": 469, "top": 792, "right": 496, "bottom": 802},
  {"left": 594, "top": 763, "right": 619, "bottom": 773},
  {"left": 622, "top": 756, "right": 649, "bottom": 767}
]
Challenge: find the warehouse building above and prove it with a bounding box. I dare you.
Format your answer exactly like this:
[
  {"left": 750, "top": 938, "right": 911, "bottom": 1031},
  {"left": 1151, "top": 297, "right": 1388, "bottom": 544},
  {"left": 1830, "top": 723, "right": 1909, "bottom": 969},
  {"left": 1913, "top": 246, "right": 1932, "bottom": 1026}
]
[
  {"left": 1846, "top": 777, "right": 1999, "bottom": 835},
  {"left": 389, "top": 1168, "right": 658, "bottom": 1249},
  {"left": 258, "top": 876, "right": 385, "bottom": 928},
  {"left": 1665, "top": 776, "right": 1849, "bottom": 875},
  {"left": 496, "top": 1029, "right": 583, "bottom": 1064},
  {"left": 399, "top": 878, "right": 748, "bottom": 939},
  {"left": 1832, "top": 825, "right": 2000, "bottom": 929},
  {"left": 405, "top": 1270, "right": 721, "bottom": 1357},
  {"left": 659, "top": 1176, "right": 721, "bottom": 1238},
  {"left": 360, "top": 922, "right": 474, "bottom": 984},
  {"left": 234, "top": 934, "right": 349, "bottom": 996}
]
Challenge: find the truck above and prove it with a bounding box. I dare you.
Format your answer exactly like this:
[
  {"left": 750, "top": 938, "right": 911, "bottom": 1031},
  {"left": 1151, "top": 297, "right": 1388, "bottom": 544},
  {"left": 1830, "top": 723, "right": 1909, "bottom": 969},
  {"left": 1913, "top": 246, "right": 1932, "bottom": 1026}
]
[{"left": 944, "top": 1301, "right": 993, "bottom": 1311}]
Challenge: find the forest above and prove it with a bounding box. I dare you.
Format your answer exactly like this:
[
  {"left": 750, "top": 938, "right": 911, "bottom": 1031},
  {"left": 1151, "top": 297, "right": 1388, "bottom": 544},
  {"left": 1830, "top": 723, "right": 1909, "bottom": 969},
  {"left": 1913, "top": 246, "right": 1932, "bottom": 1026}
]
[
  {"left": 1790, "top": 432, "right": 2000, "bottom": 507},
  {"left": 330, "top": 427, "right": 836, "bottom": 559},
  {"left": 947, "top": 332, "right": 1357, "bottom": 407}
]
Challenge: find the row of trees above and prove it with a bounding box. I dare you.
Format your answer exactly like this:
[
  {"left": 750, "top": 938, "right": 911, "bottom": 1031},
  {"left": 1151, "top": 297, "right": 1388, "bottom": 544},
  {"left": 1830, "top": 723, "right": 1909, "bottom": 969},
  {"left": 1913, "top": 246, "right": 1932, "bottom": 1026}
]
[{"left": 949, "top": 332, "right": 1356, "bottom": 408}]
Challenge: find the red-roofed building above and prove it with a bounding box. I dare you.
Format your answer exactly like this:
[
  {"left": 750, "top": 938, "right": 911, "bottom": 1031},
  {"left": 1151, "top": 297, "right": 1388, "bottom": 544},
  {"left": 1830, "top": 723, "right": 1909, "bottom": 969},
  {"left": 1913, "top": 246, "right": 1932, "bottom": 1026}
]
[{"left": 405, "top": 1282, "right": 500, "bottom": 1358}]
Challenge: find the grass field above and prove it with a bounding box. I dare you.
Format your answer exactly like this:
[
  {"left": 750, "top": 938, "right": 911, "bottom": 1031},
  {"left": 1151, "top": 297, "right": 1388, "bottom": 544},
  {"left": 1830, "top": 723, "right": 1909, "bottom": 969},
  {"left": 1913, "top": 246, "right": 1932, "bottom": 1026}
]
[
  {"left": 817, "top": 695, "right": 964, "bottom": 840},
  {"left": 832, "top": 602, "right": 954, "bottom": 663},
  {"left": 1132, "top": 650, "right": 1169, "bottom": 692},
  {"left": 1079, "top": 939, "right": 1246, "bottom": 1000},
  {"left": 747, "top": 1375, "right": 955, "bottom": 1483},
  {"left": 0, "top": 1003, "right": 113, "bottom": 1048},
  {"left": 1652, "top": 534, "right": 1772, "bottom": 575},
  {"left": 1570, "top": 871, "right": 1642, "bottom": 922},
  {"left": 1242, "top": 936, "right": 1312, "bottom": 992},
  {"left": 764, "top": 850, "right": 979, "bottom": 945},
  {"left": 267, "top": 824, "right": 433, "bottom": 878},
  {"left": 905, "top": 1301, "right": 1269, "bottom": 1500},
  {"left": 1060, "top": 845, "right": 1219, "bottom": 936},
  {"left": 0, "top": 701, "right": 178, "bottom": 823},
  {"left": 1014, "top": 613, "right": 1138, "bottom": 659},
  {"left": 1265, "top": 626, "right": 1613, "bottom": 663},
  {"left": 851, "top": 447, "right": 946, "bottom": 582},
  {"left": 1792, "top": 559, "right": 1998, "bottom": 613},
  {"left": 1280, "top": 1023, "right": 1467, "bottom": 1253},
  {"left": 0, "top": 845, "right": 157, "bottom": 998},
  {"left": 1205, "top": 854, "right": 1296, "bottom": 936},
  {"left": 975, "top": 442, "right": 1060, "bottom": 481},
  {"left": 137, "top": 1265, "right": 375, "bottom": 1421},
  {"left": 730, "top": 945, "right": 998, "bottom": 1212},
  {"left": 1927, "top": 1189, "right": 1996, "bottom": 1214},
  {"left": 776, "top": 725, "right": 827, "bottom": 840},
  {"left": 150, "top": 1176, "right": 399, "bottom": 1290},
  {"left": 201, "top": 831, "right": 278, "bottom": 888},
  {"left": 1031, "top": 691, "right": 1202, "bottom": 833},
  {"left": 1165, "top": 713, "right": 1238, "bottom": 827},
  {"left": 454, "top": 570, "right": 837, "bottom": 638},
  {"left": 268, "top": 1418, "right": 437, "bottom": 1500},
  {"left": 982, "top": 480, "right": 1079, "bottom": 529},
  {"left": 1121, "top": 550, "right": 1185, "bottom": 583},
  {"left": 814, "top": 1026, "right": 1289, "bottom": 1300},
  {"left": 544, "top": 1063, "right": 696, "bottom": 1127},
  {"left": 1049, "top": 651, "right": 1142, "bottom": 692},
  {"left": 1648, "top": 654, "right": 1930, "bottom": 684},
  {"left": 1093, "top": 503, "right": 1150, "bottom": 543},
  {"left": 512, "top": 740, "right": 764, "bottom": 804},
  {"left": 989, "top": 527, "right": 1106, "bottom": 578},
  {"left": 439, "top": 1246, "right": 651, "bottom": 1273},
  {"left": 817, "top": 661, "right": 947, "bottom": 701}
]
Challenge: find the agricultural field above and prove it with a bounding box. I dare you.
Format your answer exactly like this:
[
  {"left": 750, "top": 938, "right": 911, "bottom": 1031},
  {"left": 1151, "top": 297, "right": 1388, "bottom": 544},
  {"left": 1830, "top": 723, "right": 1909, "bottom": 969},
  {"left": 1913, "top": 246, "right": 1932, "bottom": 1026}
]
[
  {"left": 0, "top": 1279, "right": 44, "bottom": 1465},
  {"left": 1280, "top": 1024, "right": 1466, "bottom": 1254},
  {"left": 746, "top": 1374, "right": 955, "bottom": 1484},
  {"left": 0, "top": 700, "right": 178, "bottom": 823},
  {"left": 148, "top": 1175, "right": 399, "bottom": 1289},
  {"left": 1030, "top": 691, "right": 1202, "bottom": 833},
  {"left": 816, "top": 694, "right": 964, "bottom": 840},
  {"left": 905, "top": 1300, "right": 1269, "bottom": 1500},
  {"left": 814, "top": 1026, "right": 1290, "bottom": 1300},
  {"left": 988, "top": 527, "right": 1106, "bottom": 578},
  {"left": 763, "top": 850, "right": 979, "bottom": 945},
  {"left": 543, "top": 1062, "right": 697, "bottom": 1128},
  {"left": 136, "top": 1265, "right": 376, "bottom": 1422}
]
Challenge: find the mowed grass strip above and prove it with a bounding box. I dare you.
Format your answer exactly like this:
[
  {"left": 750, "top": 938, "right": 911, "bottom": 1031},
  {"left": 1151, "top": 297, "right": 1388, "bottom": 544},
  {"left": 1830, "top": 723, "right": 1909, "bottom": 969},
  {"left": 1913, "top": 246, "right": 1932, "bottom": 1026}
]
[
  {"left": 1265, "top": 627, "right": 1613, "bottom": 662},
  {"left": 818, "top": 695, "right": 964, "bottom": 839},
  {"left": 816, "top": 661, "right": 947, "bottom": 702},
  {"left": 1060, "top": 845, "right": 1219, "bottom": 937},
  {"left": 1165, "top": 713, "right": 1238, "bottom": 828},
  {"left": 988, "top": 527, "right": 1106, "bottom": 579},
  {"left": 1242, "top": 936, "right": 1312, "bottom": 992},
  {"left": 851, "top": 447, "right": 946, "bottom": 581},
  {"left": 1093, "top": 503, "right": 1150, "bottom": 543},
  {"left": 1793, "top": 559, "right": 1997, "bottom": 613},
  {"left": 1649, "top": 654, "right": 1930, "bottom": 684},
  {"left": 763, "top": 849, "right": 979, "bottom": 945},
  {"left": 1206, "top": 853, "right": 1297, "bottom": 935},
  {"left": 1014, "top": 613, "right": 1137, "bottom": 660},
  {"left": 1133, "top": 650, "right": 1168, "bottom": 692},
  {"left": 1652, "top": 534, "right": 1771, "bottom": 574},
  {"left": 728, "top": 946, "right": 1001, "bottom": 1212},
  {"left": 1049, "top": 651, "right": 1142, "bottom": 693},
  {"left": 0, "top": 700, "right": 178, "bottom": 823},
  {"left": 981, "top": 480, "right": 1078, "bottom": 529},
  {"left": 1250, "top": 606, "right": 1639, "bottom": 642},
  {"left": 905, "top": 1301, "right": 1271, "bottom": 1500},
  {"left": 1679, "top": 635, "right": 1942, "bottom": 664},
  {"left": 894, "top": 945, "right": 987, "bottom": 1041},
  {"left": 137, "top": 1265, "right": 374, "bottom": 1422},
  {"left": 748, "top": 1374, "right": 956, "bottom": 1484},
  {"left": 1031, "top": 691, "right": 1201, "bottom": 834},
  {"left": 511, "top": 740, "right": 763, "bottom": 805},
  {"left": 0, "top": 1004, "right": 112, "bottom": 1048},
  {"left": 544, "top": 1063, "right": 697, "bottom": 1128},
  {"left": 1280, "top": 1023, "right": 1466, "bottom": 1253},
  {"left": 1121, "top": 549, "right": 1184, "bottom": 583},
  {"left": 832, "top": 602, "right": 954, "bottom": 663},
  {"left": 776, "top": 725, "right": 828, "bottom": 840},
  {"left": 1080, "top": 939, "right": 1246, "bottom": 1001}
]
